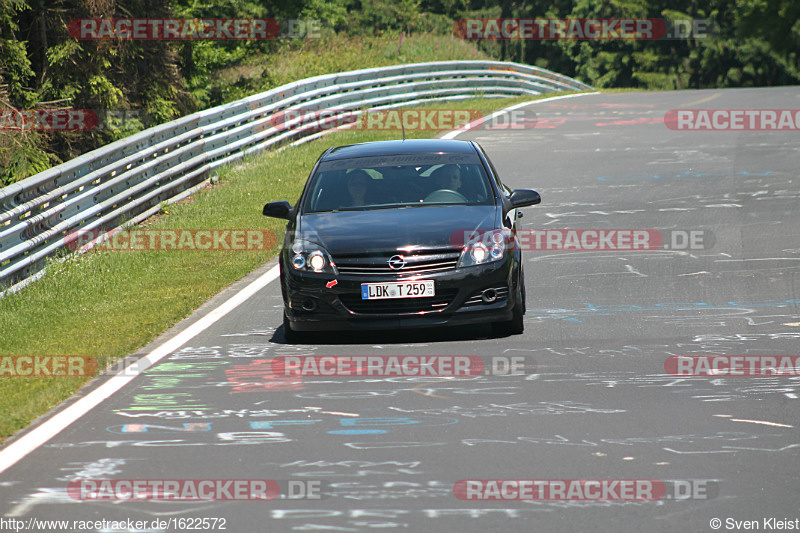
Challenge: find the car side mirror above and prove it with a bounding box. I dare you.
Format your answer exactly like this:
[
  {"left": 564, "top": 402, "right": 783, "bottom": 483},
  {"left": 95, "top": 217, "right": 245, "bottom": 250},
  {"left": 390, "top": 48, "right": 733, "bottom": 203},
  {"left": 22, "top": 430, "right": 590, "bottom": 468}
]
[
  {"left": 263, "top": 201, "right": 293, "bottom": 219},
  {"left": 509, "top": 189, "right": 541, "bottom": 208}
]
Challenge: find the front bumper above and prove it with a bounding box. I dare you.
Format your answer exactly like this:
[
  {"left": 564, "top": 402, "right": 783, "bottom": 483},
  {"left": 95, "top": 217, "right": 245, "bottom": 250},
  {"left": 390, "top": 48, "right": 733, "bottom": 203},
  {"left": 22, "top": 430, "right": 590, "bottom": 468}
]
[{"left": 282, "top": 257, "right": 516, "bottom": 332}]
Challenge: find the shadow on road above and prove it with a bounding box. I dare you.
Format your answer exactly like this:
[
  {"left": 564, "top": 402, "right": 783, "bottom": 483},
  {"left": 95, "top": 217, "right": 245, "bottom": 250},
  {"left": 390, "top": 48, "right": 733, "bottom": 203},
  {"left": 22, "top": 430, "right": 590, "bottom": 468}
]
[{"left": 270, "top": 322, "right": 509, "bottom": 345}]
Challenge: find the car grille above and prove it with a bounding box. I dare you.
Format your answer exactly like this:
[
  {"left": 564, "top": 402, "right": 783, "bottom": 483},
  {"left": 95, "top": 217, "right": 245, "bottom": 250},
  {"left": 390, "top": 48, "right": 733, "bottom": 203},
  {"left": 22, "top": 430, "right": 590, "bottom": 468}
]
[
  {"left": 339, "top": 289, "right": 459, "bottom": 314},
  {"left": 334, "top": 251, "right": 460, "bottom": 276}
]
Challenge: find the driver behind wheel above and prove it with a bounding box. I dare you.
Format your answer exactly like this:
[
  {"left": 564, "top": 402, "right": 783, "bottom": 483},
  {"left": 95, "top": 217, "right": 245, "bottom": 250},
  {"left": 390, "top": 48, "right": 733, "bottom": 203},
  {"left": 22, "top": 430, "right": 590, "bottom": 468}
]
[{"left": 433, "top": 164, "right": 462, "bottom": 192}]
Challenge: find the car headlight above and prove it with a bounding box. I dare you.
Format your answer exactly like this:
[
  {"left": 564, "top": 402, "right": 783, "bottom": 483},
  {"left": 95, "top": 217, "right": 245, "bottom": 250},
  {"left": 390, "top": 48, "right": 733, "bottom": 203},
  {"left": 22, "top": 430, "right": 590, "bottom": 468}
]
[
  {"left": 289, "top": 239, "right": 337, "bottom": 274},
  {"left": 458, "top": 230, "right": 506, "bottom": 268}
]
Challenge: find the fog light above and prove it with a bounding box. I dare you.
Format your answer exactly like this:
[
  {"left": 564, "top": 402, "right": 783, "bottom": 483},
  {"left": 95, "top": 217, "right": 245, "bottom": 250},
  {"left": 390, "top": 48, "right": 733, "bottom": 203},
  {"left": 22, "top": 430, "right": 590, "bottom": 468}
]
[{"left": 481, "top": 288, "right": 498, "bottom": 303}]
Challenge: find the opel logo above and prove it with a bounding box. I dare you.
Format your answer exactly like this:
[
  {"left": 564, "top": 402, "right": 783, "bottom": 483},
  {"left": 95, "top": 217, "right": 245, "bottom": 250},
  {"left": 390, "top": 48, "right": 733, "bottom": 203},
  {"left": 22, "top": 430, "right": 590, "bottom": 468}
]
[{"left": 387, "top": 255, "right": 406, "bottom": 270}]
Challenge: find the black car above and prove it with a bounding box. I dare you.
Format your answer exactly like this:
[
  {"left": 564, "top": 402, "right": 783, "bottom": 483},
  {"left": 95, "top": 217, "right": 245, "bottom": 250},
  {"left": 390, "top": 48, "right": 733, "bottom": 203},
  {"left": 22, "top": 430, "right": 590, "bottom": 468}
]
[{"left": 263, "top": 139, "right": 541, "bottom": 340}]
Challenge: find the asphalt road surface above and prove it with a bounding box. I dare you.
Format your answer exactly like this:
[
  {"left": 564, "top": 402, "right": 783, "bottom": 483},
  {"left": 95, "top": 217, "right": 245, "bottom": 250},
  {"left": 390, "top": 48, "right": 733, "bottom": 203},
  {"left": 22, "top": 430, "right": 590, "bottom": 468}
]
[{"left": 2, "top": 87, "right": 800, "bottom": 533}]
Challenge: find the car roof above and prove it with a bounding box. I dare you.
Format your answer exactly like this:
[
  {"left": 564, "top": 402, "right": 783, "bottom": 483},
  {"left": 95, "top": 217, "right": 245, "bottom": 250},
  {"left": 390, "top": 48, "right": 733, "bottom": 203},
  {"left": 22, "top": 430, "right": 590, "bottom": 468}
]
[{"left": 321, "top": 139, "right": 477, "bottom": 161}]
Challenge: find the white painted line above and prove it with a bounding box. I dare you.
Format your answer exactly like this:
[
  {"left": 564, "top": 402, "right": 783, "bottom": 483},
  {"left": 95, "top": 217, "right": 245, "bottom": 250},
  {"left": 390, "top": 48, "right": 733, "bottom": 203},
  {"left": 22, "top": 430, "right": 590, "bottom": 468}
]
[
  {"left": 624, "top": 264, "right": 647, "bottom": 277},
  {"left": 728, "top": 418, "right": 794, "bottom": 428},
  {"left": 0, "top": 264, "right": 281, "bottom": 476},
  {"left": 440, "top": 92, "right": 600, "bottom": 140}
]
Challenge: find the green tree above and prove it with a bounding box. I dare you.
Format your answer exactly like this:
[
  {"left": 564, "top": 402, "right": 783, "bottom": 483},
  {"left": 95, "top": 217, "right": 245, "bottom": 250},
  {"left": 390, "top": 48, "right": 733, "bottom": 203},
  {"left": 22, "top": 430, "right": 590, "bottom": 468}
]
[{"left": 735, "top": 0, "right": 799, "bottom": 69}]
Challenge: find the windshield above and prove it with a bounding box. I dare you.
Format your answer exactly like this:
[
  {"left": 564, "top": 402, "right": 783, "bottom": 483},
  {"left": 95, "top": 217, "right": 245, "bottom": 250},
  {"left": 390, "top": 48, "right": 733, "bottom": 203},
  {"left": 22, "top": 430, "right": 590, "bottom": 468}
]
[{"left": 302, "top": 153, "right": 495, "bottom": 213}]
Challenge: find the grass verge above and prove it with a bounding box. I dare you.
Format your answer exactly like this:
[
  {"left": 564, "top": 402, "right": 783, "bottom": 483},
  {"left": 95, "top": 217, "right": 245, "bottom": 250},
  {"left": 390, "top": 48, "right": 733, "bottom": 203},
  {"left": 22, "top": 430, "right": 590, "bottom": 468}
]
[
  {"left": 209, "top": 32, "right": 488, "bottom": 104},
  {"left": 0, "top": 91, "right": 585, "bottom": 442}
]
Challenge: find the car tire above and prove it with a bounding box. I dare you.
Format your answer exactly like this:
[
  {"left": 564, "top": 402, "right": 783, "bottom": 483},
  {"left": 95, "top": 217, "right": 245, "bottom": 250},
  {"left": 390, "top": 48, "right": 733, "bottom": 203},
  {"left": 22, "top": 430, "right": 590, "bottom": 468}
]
[
  {"left": 492, "top": 264, "right": 525, "bottom": 336},
  {"left": 283, "top": 311, "right": 303, "bottom": 343}
]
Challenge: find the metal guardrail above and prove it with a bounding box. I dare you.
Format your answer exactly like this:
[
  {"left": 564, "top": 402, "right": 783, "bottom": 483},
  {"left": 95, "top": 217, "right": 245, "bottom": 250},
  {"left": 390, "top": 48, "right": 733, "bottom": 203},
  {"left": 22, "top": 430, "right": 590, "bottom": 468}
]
[{"left": 0, "top": 60, "right": 591, "bottom": 293}]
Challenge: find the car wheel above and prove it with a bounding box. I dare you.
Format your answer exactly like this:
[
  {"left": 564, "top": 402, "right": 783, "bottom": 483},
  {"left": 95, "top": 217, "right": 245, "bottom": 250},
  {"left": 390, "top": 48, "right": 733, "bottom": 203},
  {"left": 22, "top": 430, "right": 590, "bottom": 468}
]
[
  {"left": 492, "top": 265, "right": 525, "bottom": 336},
  {"left": 283, "top": 311, "right": 303, "bottom": 343}
]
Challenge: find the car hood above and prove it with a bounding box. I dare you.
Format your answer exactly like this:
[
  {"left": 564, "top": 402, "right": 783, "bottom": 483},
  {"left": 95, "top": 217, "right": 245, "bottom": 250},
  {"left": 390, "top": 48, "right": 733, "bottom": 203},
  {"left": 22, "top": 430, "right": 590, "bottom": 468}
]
[{"left": 296, "top": 206, "right": 498, "bottom": 254}]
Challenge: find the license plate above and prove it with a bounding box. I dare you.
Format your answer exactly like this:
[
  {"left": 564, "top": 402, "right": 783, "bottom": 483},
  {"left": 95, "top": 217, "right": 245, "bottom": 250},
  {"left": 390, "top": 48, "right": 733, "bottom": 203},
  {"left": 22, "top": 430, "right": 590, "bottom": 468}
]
[{"left": 361, "top": 280, "right": 435, "bottom": 300}]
